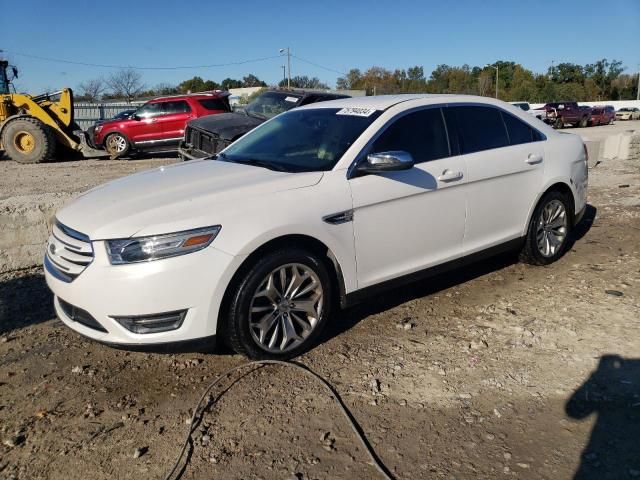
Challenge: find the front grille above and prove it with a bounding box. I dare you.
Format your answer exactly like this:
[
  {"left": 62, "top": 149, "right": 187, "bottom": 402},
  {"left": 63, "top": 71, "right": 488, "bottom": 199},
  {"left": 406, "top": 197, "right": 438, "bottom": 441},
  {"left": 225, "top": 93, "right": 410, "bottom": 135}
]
[
  {"left": 186, "top": 126, "right": 229, "bottom": 155},
  {"left": 58, "top": 298, "right": 107, "bottom": 332},
  {"left": 45, "top": 222, "right": 94, "bottom": 282}
]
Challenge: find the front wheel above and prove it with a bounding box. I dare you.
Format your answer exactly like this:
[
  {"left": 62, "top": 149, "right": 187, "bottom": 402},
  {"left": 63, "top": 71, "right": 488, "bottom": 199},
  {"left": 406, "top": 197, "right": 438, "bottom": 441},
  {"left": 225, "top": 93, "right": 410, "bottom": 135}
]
[
  {"left": 223, "top": 248, "right": 333, "bottom": 359},
  {"left": 554, "top": 117, "right": 563, "bottom": 129},
  {"left": 520, "top": 191, "right": 573, "bottom": 266},
  {"left": 104, "top": 133, "right": 130, "bottom": 158},
  {"left": 578, "top": 116, "right": 589, "bottom": 128}
]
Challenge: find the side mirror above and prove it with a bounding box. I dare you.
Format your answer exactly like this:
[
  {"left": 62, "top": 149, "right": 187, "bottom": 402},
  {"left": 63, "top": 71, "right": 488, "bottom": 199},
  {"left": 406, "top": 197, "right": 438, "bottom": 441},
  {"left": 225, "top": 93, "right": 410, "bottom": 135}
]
[
  {"left": 357, "top": 151, "right": 414, "bottom": 174},
  {"left": 131, "top": 114, "right": 141, "bottom": 121}
]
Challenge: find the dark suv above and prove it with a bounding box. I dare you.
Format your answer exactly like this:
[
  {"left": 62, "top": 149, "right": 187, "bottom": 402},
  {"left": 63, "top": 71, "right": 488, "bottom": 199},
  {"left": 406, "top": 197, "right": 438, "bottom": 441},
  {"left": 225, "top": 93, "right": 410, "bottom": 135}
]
[
  {"left": 179, "top": 90, "right": 349, "bottom": 160},
  {"left": 91, "top": 92, "right": 231, "bottom": 158}
]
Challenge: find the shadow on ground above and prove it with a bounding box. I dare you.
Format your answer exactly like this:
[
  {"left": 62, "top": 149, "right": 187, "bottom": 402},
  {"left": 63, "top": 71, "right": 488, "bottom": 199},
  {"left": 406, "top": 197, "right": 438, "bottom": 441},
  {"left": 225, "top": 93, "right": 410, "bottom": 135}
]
[
  {"left": 325, "top": 204, "right": 597, "bottom": 344},
  {"left": 0, "top": 271, "right": 54, "bottom": 334},
  {"left": 566, "top": 355, "right": 640, "bottom": 479}
]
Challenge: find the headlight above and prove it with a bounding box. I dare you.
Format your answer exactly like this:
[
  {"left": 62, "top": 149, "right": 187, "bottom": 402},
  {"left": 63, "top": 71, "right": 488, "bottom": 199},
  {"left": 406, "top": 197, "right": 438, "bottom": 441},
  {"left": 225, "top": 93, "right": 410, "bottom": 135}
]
[
  {"left": 94, "top": 125, "right": 103, "bottom": 133},
  {"left": 106, "top": 226, "right": 221, "bottom": 264}
]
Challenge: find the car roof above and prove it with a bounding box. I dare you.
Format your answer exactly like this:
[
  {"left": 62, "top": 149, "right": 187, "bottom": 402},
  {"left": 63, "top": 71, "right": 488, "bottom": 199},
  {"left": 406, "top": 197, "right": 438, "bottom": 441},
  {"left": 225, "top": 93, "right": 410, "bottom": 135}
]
[
  {"left": 295, "top": 93, "right": 517, "bottom": 112},
  {"left": 150, "top": 91, "right": 230, "bottom": 102}
]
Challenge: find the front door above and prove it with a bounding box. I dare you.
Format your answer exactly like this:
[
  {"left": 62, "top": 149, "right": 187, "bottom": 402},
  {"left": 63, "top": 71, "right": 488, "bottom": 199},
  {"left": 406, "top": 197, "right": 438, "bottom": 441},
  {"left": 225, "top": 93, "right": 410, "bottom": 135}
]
[
  {"left": 348, "top": 107, "right": 467, "bottom": 289},
  {"left": 128, "top": 102, "right": 164, "bottom": 144}
]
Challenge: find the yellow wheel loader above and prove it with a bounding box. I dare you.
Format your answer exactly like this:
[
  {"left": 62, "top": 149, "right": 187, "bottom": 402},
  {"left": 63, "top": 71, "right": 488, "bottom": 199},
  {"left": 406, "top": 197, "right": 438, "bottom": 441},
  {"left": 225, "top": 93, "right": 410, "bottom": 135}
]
[{"left": 0, "top": 60, "right": 98, "bottom": 164}]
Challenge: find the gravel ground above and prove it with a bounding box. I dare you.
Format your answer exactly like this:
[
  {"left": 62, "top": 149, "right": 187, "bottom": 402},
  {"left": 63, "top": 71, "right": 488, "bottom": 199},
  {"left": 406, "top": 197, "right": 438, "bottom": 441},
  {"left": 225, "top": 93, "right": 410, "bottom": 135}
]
[{"left": 1, "top": 123, "right": 639, "bottom": 480}]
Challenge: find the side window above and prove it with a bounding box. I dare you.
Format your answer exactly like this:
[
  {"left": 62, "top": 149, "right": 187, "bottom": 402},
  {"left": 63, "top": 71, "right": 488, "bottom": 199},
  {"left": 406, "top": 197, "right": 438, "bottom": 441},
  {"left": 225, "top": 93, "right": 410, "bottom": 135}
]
[
  {"left": 163, "top": 100, "right": 191, "bottom": 114},
  {"left": 136, "top": 102, "right": 163, "bottom": 119},
  {"left": 371, "top": 108, "right": 450, "bottom": 163},
  {"left": 449, "top": 106, "right": 509, "bottom": 154},
  {"left": 501, "top": 112, "right": 542, "bottom": 145}
]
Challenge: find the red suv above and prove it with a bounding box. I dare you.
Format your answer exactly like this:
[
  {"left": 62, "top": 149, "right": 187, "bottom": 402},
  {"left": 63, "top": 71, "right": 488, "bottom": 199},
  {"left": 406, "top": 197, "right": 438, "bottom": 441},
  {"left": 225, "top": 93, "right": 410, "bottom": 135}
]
[{"left": 91, "top": 92, "right": 231, "bottom": 158}]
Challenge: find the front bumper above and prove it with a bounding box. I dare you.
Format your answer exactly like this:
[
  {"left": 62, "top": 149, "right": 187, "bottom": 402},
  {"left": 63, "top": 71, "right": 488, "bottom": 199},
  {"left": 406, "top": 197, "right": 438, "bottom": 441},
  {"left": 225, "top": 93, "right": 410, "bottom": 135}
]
[
  {"left": 45, "top": 240, "right": 246, "bottom": 347},
  {"left": 178, "top": 141, "right": 210, "bottom": 161}
]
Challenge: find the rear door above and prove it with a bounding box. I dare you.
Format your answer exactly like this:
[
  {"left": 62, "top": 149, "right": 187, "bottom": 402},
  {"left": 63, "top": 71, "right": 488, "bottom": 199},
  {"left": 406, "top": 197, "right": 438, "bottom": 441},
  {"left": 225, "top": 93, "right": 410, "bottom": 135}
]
[
  {"left": 157, "top": 100, "right": 194, "bottom": 143},
  {"left": 446, "top": 105, "right": 545, "bottom": 254}
]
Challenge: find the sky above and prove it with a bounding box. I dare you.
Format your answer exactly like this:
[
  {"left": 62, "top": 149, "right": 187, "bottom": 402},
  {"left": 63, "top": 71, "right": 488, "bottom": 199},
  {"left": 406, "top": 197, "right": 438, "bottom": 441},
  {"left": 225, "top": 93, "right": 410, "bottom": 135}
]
[{"left": 2, "top": 0, "right": 639, "bottom": 93}]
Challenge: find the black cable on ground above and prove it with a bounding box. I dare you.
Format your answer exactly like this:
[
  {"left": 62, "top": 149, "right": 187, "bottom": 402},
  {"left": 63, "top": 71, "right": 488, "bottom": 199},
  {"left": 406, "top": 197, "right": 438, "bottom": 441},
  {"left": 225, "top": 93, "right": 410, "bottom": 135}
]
[{"left": 163, "top": 360, "right": 396, "bottom": 480}]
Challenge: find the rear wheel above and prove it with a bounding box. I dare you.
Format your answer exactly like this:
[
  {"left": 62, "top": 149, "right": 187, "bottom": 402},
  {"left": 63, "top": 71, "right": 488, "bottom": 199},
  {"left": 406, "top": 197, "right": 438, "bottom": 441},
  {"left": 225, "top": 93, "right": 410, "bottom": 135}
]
[
  {"left": 223, "top": 248, "right": 333, "bottom": 360},
  {"left": 578, "top": 116, "right": 589, "bottom": 128},
  {"left": 104, "top": 132, "right": 130, "bottom": 158},
  {"left": 520, "top": 191, "right": 572, "bottom": 266},
  {"left": 1, "top": 117, "right": 56, "bottom": 164}
]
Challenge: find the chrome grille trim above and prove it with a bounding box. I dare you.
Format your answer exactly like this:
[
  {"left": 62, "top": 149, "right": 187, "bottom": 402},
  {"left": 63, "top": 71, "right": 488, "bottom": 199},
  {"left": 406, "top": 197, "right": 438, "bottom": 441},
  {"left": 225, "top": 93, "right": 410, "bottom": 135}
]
[{"left": 45, "top": 221, "right": 94, "bottom": 283}]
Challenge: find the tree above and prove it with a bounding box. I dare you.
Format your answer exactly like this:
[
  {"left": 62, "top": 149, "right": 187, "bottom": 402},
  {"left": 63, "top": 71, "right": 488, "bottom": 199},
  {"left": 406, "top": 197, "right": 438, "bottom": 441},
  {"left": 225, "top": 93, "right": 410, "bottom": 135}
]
[
  {"left": 178, "top": 76, "right": 220, "bottom": 93},
  {"left": 242, "top": 74, "right": 267, "bottom": 87},
  {"left": 278, "top": 75, "right": 329, "bottom": 90},
  {"left": 106, "top": 68, "right": 145, "bottom": 103},
  {"left": 336, "top": 69, "right": 362, "bottom": 90},
  {"left": 77, "top": 78, "right": 106, "bottom": 102},
  {"left": 154, "top": 82, "right": 178, "bottom": 96},
  {"left": 221, "top": 78, "right": 243, "bottom": 90}
]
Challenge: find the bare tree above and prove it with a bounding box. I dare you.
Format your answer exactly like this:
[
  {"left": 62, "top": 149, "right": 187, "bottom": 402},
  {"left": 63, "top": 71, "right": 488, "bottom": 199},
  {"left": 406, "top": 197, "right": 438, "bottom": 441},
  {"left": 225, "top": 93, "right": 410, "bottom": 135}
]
[
  {"left": 77, "top": 78, "right": 106, "bottom": 102},
  {"left": 478, "top": 73, "right": 493, "bottom": 97},
  {"left": 106, "top": 68, "right": 146, "bottom": 103}
]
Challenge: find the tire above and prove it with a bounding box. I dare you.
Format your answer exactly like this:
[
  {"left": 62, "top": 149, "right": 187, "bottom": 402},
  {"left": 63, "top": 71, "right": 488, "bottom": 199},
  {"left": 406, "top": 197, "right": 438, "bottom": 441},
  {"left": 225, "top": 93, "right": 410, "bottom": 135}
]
[
  {"left": 520, "top": 191, "right": 573, "bottom": 266},
  {"left": 1, "top": 117, "right": 56, "bottom": 164},
  {"left": 578, "top": 116, "right": 588, "bottom": 128},
  {"left": 223, "top": 248, "right": 333, "bottom": 360},
  {"left": 104, "top": 132, "right": 130, "bottom": 158},
  {"left": 554, "top": 117, "right": 563, "bottom": 129}
]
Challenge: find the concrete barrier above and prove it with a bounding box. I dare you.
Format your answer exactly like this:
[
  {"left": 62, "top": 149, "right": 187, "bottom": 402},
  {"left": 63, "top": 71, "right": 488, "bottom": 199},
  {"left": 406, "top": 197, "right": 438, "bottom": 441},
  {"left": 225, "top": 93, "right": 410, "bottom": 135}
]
[
  {"left": 602, "top": 129, "right": 640, "bottom": 160},
  {"left": 0, "top": 193, "right": 74, "bottom": 273}
]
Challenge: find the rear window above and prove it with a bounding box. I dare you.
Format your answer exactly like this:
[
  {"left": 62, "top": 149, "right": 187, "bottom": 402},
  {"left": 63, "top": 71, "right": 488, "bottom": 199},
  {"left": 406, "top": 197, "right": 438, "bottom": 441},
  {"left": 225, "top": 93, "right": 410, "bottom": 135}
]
[
  {"left": 501, "top": 112, "right": 543, "bottom": 145},
  {"left": 448, "top": 106, "right": 509, "bottom": 154},
  {"left": 199, "top": 98, "right": 231, "bottom": 111}
]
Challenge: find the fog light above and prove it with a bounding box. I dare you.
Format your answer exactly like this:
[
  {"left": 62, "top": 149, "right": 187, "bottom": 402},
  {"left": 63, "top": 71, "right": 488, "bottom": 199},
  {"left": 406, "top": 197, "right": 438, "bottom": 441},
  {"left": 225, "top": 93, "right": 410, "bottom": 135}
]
[{"left": 112, "top": 310, "right": 187, "bottom": 334}]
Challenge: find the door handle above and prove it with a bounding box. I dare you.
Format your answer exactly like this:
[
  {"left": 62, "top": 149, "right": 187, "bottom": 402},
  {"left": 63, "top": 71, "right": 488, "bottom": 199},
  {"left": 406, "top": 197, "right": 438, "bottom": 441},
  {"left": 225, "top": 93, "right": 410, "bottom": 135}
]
[
  {"left": 526, "top": 153, "right": 543, "bottom": 165},
  {"left": 437, "top": 170, "right": 463, "bottom": 182}
]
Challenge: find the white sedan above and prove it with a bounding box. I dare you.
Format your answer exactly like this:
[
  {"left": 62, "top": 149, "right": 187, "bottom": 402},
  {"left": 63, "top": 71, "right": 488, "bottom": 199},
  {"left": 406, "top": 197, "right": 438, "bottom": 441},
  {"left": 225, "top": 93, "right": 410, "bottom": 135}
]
[
  {"left": 615, "top": 107, "right": 640, "bottom": 121},
  {"left": 44, "top": 94, "right": 588, "bottom": 359}
]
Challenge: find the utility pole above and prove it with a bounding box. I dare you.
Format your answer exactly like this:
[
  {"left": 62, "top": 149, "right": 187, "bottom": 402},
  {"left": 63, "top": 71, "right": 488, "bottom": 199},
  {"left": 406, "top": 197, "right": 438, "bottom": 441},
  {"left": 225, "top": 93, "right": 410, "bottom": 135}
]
[
  {"left": 279, "top": 48, "right": 291, "bottom": 89},
  {"left": 281, "top": 65, "right": 286, "bottom": 85}
]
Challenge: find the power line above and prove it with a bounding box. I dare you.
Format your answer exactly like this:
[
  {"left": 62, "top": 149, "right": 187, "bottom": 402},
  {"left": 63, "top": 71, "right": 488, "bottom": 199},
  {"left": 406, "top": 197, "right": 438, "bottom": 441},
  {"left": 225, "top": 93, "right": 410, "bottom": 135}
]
[
  {"left": 291, "top": 54, "right": 347, "bottom": 76},
  {"left": 4, "top": 50, "right": 282, "bottom": 70}
]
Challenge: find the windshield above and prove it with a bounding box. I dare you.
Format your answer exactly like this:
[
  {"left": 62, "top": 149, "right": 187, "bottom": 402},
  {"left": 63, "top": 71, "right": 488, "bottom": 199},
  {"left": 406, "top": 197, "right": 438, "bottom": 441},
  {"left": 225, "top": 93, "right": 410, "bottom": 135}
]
[
  {"left": 245, "top": 92, "right": 301, "bottom": 120},
  {"left": 220, "top": 108, "right": 382, "bottom": 172},
  {"left": 0, "top": 66, "right": 9, "bottom": 94}
]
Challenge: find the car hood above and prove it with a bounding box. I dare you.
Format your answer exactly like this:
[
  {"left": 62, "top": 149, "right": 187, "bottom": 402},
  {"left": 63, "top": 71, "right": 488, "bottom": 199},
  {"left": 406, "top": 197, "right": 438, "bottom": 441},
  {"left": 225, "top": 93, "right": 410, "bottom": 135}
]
[
  {"left": 56, "top": 160, "right": 323, "bottom": 240},
  {"left": 188, "top": 112, "right": 264, "bottom": 141}
]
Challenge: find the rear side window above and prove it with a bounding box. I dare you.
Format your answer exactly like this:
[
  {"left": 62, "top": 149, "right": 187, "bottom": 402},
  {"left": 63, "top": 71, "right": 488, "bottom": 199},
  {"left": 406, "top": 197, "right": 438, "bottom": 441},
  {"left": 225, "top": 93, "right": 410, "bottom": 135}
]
[
  {"left": 163, "top": 100, "right": 191, "bottom": 114},
  {"left": 448, "top": 106, "right": 509, "bottom": 154},
  {"left": 501, "top": 112, "right": 543, "bottom": 145},
  {"left": 372, "top": 108, "right": 450, "bottom": 163},
  {"left": 199, "top": 98, "right": 231, "bottom": 111}
]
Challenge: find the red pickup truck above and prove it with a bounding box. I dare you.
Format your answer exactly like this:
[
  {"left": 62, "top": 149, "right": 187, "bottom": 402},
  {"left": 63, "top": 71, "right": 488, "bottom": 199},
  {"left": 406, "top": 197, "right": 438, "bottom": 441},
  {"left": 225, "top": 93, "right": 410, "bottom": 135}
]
[
  {"left": 90, "top": 92, "right": 231, "bottom": 158},
  {"left": 536, "top": 102, "right": 591, "bottom": 129}
]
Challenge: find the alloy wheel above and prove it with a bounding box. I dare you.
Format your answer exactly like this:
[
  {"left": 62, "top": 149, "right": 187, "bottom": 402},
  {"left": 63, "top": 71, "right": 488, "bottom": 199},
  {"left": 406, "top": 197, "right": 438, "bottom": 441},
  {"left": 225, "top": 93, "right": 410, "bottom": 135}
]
[
  {"left": 249, "top": 263, "right": 324, "bottom": 353},
  {"left": 536, "top": 199, "right": 568, "bottom": 257},
  {"left": 106, "top": 134, "right": 127, "bottom": 153}
]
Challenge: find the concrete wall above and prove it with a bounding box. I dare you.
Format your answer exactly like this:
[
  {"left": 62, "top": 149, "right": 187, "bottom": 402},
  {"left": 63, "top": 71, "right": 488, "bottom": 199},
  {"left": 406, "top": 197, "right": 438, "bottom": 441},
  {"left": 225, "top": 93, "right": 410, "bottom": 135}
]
[
  {"left": 531, "top": 100, "right": 640, "bottom": 110},
  {"left": 0, "top": 193, "right": 73, "bottom": 273}
]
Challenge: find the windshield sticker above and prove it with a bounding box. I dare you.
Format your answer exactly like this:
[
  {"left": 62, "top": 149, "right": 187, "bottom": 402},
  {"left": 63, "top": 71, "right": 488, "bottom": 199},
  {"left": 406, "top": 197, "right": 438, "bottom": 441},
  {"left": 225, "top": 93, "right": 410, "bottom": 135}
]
[
  {"left": 285, "top": 96, "right": 299, "bottom": 103},
  {"left": 336, "top": 107, "right": 377, "bottom": 117}
]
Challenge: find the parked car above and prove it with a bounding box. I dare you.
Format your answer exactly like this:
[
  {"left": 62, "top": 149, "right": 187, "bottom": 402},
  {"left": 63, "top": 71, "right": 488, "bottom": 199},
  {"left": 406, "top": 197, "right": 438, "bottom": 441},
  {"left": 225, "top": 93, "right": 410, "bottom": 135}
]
[
  {"left": 510, "top": 101, "right": 547, "bottom": 122},
  {"left": 44, "top": 95, "right": 587, "bottom": 359},
  {"left": 615, "top": 107, "right": 640, "bottom": 121},
  {"left": 589, "top": 106, "right": 615, "bottom": 126},
  {"left": 90, "top": 92, "right": 231, "bottom": 158},
  {"left": 86, "top": 109, "right": 138, "bottom": 148},
  {"left": 179, "top": 90, "right": 349, "bottom": 160},
  {"left": 536, "top": 102, "right": 591, "bottom": 129}
]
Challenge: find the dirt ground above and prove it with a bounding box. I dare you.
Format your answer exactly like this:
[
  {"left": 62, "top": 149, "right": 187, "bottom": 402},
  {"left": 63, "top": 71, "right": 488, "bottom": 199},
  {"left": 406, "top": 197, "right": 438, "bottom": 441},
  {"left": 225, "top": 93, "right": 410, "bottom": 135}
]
[{"left": 1, "top": 122, "right": 639, "bottom": 480}]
